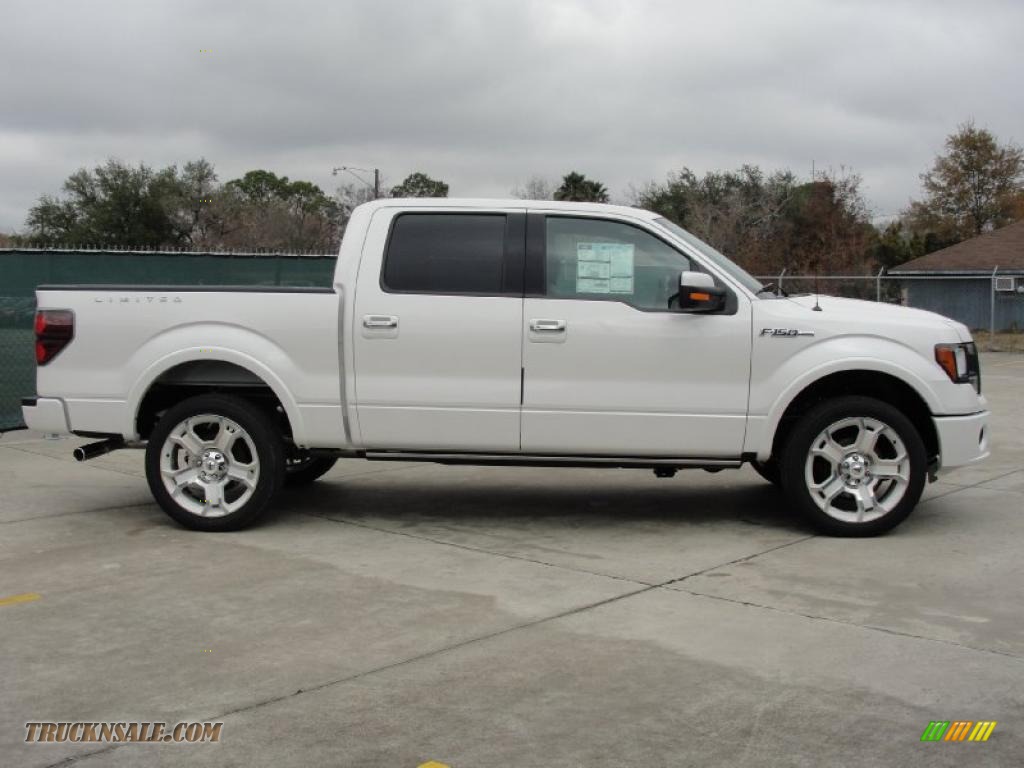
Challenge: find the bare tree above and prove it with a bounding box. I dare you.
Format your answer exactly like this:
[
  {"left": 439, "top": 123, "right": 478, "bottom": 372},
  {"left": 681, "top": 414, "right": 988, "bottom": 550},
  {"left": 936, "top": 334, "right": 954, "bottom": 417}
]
[{"left": 511, "top": 176, "right": 554, "bottom": 200}]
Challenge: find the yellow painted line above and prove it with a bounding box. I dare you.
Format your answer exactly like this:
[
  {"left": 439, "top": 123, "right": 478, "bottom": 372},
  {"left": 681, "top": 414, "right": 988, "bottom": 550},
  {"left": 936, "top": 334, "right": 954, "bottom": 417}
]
[
  {"left": 418, "top": 762, "right": 451, "bottom": 768},
  {"left": 0, "top": 592, "right": 41, "bottom": 608}
]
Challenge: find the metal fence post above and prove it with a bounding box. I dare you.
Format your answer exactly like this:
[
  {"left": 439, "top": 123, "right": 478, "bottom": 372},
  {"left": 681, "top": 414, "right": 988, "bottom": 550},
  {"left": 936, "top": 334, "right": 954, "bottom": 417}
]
[
  {"left": 778, "top": 268, "right": 786, "bottom": 295},
  {"left": 876, "top": 267, "right": 884, "bottom": 302},
  {"left": 991, "top": 266, "right": 999, "bottom": 339}
]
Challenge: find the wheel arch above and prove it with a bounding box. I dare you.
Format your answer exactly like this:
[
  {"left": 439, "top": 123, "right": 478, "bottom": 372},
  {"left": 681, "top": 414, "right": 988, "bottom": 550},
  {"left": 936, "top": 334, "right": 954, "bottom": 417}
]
[
  {"left": 765, "top": 369, "right": 939, "bottom": 466},
  {"left": 131, "top": 353, "right": 301, "bottom": 443}
]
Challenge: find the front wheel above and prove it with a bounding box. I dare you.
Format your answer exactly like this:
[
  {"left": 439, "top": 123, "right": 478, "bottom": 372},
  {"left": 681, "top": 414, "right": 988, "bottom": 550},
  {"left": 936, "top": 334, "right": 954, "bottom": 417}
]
[
  {"left": 780, "top": 396, "right": 927, "bottom": 537},
  {"left": 145, "top": 394, "right": 285, "bottom": 531}
]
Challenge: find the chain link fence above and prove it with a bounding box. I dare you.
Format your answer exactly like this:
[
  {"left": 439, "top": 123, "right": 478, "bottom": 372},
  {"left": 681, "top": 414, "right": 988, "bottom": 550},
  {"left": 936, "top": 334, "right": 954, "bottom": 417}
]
[
  {"left": 758, "top": 270, "right": 1024, "bottom": 337},
  {"left": 0, "top": 248, "right": 336, "bottom": 431}
]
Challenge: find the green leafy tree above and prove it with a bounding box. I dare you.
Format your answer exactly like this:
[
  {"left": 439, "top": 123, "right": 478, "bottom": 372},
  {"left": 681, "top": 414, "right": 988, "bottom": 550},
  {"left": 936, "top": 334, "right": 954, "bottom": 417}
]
[
  {"left": 390, "top": 172, "right": 449, "bottom": 198},
  {"left": 225, "top": 170, "right": 293, "bottom": 204},
  {"left": 220, "top": 171, "right": 340, "bottom": 251},
  {"left": 554, "top": 172, "right": 609, "bottom": 203},
  {"left": 907, "top": 122, "right": 1024, "bottom": 245},
  {"left": 25, "top": 160, "right": 343, "bottom": 251},
  {"left": 871, "top": 221, "right": 919, "bottom": 270},
  {"left": 25, "top": 159, "right": 183, "bottom": 247}
]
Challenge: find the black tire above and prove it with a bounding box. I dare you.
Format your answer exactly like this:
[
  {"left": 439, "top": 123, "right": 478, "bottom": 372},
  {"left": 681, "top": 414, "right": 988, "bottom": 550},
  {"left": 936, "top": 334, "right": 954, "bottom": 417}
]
[
  {"left": 284, "top": 455, "right": 338, "bottom": 487},
  {"left": 780, "top": 395, "right": 927, "bottom": 537},
  {"left": 750, "top": 458, "right": 782, "bottom": 486},
  {"left": 145, "top": 394, "right": 285, "bottom": 531}
]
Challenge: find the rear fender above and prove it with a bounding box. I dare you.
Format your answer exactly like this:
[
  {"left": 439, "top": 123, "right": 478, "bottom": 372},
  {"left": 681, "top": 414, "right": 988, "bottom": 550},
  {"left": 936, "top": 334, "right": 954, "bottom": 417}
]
[{"left": 127, "top": 346, "right": 303, "bottom": 443}]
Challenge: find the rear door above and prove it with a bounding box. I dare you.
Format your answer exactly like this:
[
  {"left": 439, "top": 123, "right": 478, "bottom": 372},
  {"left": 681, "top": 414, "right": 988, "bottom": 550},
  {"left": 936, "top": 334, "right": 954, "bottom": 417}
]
[
  {"left": 521, "top": 213, "right": 752, "bottom": 457},
  {"left": 352, "top": 208, "right": 525, "bottom": 451}
]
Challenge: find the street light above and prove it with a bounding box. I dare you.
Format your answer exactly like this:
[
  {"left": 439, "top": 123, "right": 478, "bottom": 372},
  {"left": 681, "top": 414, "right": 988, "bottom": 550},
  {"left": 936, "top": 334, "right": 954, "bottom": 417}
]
[{"left": 332, "top": 166, "right": 381, "bottom": 199}]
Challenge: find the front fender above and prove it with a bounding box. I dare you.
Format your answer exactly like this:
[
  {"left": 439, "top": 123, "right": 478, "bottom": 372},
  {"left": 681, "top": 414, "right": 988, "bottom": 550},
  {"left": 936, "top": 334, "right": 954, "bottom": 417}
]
[{"left": 746, "top": 335, "right": 953, "bottom": 460}]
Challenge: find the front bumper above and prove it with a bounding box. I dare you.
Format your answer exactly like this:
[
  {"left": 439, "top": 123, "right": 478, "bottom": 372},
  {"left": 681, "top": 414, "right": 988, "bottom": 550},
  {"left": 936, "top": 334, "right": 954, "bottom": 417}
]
[
  {"left": 21, "top": 397, "right": 71, "bottom": 434},
  {"left": 934, "top": 410, "right": 989, "bottom": 472}
]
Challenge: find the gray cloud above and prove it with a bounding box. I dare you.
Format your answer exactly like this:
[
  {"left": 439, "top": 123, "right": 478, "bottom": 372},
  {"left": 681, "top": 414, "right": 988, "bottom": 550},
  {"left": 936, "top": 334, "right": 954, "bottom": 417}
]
[{"left": 1, "top": 0, "right": 1022, "bottom": 231}]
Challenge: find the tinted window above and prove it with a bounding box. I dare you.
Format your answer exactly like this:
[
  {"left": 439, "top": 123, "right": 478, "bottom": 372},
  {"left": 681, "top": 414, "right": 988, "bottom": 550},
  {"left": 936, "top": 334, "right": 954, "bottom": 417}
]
[
  {"left": 384, "top": 214, "right": 507, "bottom": 294},
  {"left": 545, "top": 217, "right": 692, "bottom": 310}
]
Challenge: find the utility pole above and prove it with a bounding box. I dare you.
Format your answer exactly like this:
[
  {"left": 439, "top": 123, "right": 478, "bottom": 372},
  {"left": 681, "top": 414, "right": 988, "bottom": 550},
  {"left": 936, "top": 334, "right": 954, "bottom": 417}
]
[{"left": 332, "top": 166, "right": 382, "bottom": 199}]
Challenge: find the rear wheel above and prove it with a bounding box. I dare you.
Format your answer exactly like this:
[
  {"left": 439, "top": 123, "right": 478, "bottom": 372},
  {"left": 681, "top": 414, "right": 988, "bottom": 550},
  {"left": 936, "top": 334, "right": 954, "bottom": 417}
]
[
  {"left": 284, "top": 455, "right": 338, "bottom": 487},
  {"left": 781, "top": 396, "right": 926, "bottom": 536},
  {"left": 145, "top": 394, "right": 285, "bottom": 531}
]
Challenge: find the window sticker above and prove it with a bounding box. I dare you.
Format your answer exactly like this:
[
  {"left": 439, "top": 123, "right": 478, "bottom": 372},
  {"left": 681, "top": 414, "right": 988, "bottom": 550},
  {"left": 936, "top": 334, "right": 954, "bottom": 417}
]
[{"left": 576, "top": 243, "right": 634, "bottom": 294}]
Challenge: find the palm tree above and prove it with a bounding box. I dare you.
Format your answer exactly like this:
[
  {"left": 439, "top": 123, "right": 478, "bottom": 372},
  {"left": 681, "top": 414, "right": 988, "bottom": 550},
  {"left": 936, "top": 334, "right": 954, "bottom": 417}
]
[{"left": 554, "top": 172, "right": 610, "bottom": 203}]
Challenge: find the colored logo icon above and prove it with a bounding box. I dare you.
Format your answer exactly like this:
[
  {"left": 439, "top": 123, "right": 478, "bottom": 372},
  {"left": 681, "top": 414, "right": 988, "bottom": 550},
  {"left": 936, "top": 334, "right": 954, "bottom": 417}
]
[{"left": 921, "top": 721, "right": 997, "bottom": 742}]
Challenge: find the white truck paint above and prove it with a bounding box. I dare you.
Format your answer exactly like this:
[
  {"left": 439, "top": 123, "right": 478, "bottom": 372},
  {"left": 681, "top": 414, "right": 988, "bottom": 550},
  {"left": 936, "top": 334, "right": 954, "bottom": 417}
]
[{"left": 23, "top": 199, "right": 990, "bottom": 535}]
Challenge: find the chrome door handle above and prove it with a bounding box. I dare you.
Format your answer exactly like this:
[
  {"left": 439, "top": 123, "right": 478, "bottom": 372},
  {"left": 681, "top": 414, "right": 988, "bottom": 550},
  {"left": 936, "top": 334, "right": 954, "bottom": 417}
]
[
  {"left": 363, "top": 315, "right": 398, "bottom": 329},
  {"left": 530, "top": 318, "right": 566, "bottom": 332}
]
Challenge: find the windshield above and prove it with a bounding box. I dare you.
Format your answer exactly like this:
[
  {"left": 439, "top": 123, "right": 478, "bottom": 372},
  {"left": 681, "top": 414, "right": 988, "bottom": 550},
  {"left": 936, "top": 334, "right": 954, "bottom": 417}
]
[{"left": 653, "top": 217, "right": 765, "bottom": 295}]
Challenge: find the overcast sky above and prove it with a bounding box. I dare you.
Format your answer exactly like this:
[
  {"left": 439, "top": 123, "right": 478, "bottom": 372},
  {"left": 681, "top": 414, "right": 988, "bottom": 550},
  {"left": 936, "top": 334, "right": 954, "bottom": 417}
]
[{"left": 1, "top": 0, "right": 1022, "bottom": 232}]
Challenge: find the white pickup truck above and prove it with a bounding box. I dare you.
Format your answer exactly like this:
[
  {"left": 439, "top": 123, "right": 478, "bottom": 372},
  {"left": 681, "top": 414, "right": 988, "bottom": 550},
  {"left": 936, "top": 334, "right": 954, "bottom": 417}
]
[{"left": 23, "top": 199, "right": 989, "bottom": 535}]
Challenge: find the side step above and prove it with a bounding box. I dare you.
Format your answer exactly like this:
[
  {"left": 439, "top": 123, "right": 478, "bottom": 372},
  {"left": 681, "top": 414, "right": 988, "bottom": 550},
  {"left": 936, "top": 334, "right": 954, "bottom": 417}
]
[{"left": 364, "top": 450, "right": 742, "bottom": 471}]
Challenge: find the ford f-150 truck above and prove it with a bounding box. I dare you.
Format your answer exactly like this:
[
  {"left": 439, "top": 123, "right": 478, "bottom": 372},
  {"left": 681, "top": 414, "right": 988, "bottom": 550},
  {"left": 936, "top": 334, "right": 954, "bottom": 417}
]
[{"left": 22, "top": 199, "right": 989, "bottom": 536}]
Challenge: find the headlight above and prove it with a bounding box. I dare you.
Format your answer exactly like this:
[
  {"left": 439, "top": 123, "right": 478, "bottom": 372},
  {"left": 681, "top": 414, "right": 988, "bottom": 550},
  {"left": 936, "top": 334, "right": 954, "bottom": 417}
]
[{"left": 935, "top": 342, "right": 981, "bottom": 393}]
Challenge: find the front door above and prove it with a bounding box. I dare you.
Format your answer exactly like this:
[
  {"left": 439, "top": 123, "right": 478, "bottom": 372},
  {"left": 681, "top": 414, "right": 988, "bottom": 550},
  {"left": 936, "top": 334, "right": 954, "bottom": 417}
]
[
  {"left": 353, "top": 209, "right": 525, "bottom": 452},
  {"left": 521, "top": 213, "right": 752, "bottom": 457}
]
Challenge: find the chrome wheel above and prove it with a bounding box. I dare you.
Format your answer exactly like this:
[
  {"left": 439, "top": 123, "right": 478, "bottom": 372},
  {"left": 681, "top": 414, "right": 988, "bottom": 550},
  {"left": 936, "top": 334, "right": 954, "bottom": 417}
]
[
  {"left": 159, "top": 414, "right": 260, "bottom": 518},
  {"left": 804, "top": 416, "right": 910, "bottom": 524}
]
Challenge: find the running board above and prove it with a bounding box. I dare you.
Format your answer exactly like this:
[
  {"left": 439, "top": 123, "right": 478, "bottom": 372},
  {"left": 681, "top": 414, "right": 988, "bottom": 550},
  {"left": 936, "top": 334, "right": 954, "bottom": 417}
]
[{"left": 364, "top": 451, "right": 742, "bottom": 470}]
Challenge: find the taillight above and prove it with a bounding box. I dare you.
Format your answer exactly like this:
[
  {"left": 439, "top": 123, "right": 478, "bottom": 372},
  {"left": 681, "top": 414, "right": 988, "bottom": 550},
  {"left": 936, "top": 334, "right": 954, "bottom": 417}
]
[{"left": 34, "top": 309, "right": 74, "bottom": 365}]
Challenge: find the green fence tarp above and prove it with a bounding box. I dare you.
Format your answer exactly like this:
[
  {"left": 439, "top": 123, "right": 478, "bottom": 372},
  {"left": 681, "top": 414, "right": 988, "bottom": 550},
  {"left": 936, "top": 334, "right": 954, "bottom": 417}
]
[{"left": 0, "top": 249, "right": 336, "bottom": 431}]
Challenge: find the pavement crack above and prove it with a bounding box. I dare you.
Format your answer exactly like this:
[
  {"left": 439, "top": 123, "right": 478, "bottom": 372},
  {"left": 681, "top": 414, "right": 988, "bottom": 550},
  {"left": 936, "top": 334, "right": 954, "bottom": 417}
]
[
  {"left": 301, "top": 511, "right": 655, "bottom": 587},
  {"left": 44, "top": 583, "right": 657, "bottom": 767},
  {"left": 662, "top": 534, "right": 816, "bottom": 586},
  {"left": 669, "top": 586, "right": 1023, "bottom": 661},
  {"left": 919, "top": 467, "right": 1023, "bottom": 505},
  {"left": 1, "top": 444, "right": 145, "bottom": 480},
  {"left": 0, "top": 501, "right": 153, "bottom": 526}
]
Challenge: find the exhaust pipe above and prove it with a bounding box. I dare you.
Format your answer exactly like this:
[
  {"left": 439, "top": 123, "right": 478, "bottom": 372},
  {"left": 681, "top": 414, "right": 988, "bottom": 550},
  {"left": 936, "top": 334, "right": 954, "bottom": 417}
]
[{"left": 74, "top": 438, "right": 125, "bottom": 462}]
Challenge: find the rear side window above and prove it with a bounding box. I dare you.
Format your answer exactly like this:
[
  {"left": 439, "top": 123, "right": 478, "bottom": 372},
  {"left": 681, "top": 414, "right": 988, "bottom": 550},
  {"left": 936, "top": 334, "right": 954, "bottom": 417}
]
[{"left": 383, "top": 213, "right": 507, "bottom": 294}]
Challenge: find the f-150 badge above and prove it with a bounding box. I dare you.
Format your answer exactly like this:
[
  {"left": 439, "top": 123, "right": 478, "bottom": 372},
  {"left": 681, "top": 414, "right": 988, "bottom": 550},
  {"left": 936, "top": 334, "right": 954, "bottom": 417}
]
[{"left": 760, "top": 328, "right": 814, "bottom": 337}]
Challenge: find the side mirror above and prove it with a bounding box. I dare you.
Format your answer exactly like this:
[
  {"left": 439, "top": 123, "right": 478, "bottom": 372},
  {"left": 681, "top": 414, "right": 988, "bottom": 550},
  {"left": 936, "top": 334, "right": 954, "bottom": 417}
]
[{"left": 671, "top": 271, "right": 727, "bottom": 313}]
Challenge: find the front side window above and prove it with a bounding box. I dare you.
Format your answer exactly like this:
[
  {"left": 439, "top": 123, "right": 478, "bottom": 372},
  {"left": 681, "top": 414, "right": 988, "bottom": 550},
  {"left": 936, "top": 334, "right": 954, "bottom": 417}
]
[
  {"left": 545, "top": 217, "right": 692, "bottom": 310},
  {"left": 654, "top": 217, "right": 764, "bottom": 295},
  {"left": 383, "top": 213, "right": 507, "bottom": 294}
]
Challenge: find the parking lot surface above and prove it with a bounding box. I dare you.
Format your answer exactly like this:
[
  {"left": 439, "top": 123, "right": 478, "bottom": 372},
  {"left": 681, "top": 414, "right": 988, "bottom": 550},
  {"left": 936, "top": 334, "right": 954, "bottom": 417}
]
[{"left": 2, "top": 353, "right": 1022, "bottom": 767}]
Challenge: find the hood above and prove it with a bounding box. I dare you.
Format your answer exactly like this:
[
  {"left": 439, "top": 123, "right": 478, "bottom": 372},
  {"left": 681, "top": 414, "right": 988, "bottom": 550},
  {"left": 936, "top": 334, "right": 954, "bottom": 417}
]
[{"left": 782, "top": 294, "right": 971, "bottom": 342}]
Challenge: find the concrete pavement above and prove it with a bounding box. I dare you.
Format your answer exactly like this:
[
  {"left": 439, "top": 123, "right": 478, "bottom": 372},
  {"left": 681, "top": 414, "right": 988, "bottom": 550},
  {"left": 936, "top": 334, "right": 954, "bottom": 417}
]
[{"left": 1, "top": 353, "right": 1022, "bottom": 767}]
